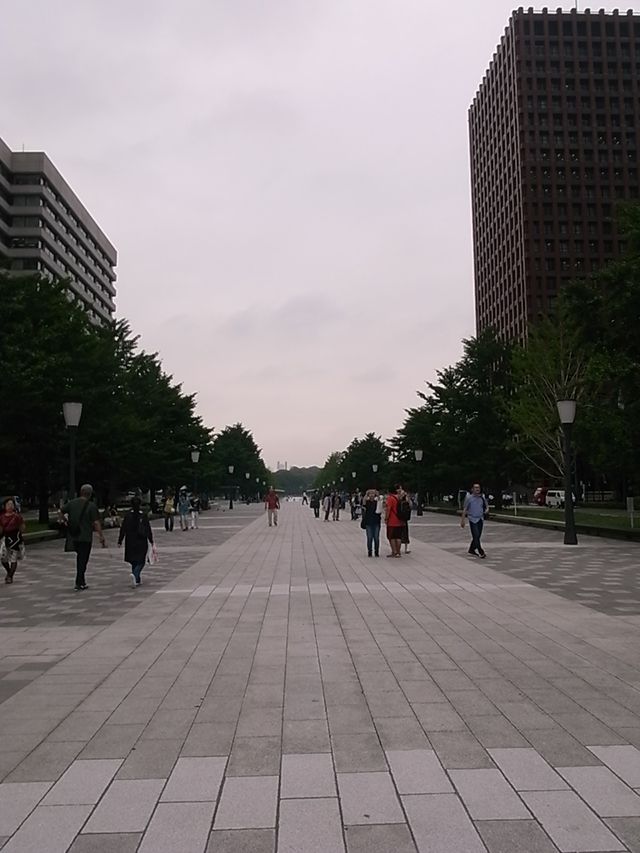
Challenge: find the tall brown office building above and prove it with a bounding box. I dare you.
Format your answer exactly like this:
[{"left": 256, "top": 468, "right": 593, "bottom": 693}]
[
  {"left": 0, "top": 137, "right": 116, "bottom": 323},
  {"left": 469, "top": 7, "right": 640, "bottom": 340}
]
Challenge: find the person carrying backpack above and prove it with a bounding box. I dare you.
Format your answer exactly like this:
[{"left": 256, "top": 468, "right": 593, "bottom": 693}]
[
  {"left": 396, "top": 487, "right": 413, "bottom": 554},
  {"left": 118, "top": 496, "right": 154, "bottom": 587}
]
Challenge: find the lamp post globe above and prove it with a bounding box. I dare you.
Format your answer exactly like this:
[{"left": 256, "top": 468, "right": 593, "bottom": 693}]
[
  {"left": 413, "top": 449, "right": 424, "bottom": 515},
  {"left": 557, "top": 400, "right": 578, "bottom": 545},
  {"left": 63, "top": 402, "right": 83, "bottom": 499},
  {"left": 190, "top": 448, "right": 200, "bottom": 494},
  {"left": 228, "top": 465, "right": 235, "bottom": 510}
]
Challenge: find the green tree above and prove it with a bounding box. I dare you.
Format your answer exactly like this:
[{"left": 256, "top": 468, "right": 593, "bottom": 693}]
[
  {"left": 314, "top": 452, "right": 344, "bottom": 490},
  {"left": 0, "top": 274, "right": 105, "bottom": 520},
  {"left": 339, "top": 433, "right": 391, "bottom": 491},
  {"left": 211, "top": 424, "right": 270, "bottom": 499},
  {"left": 396, "top": 329, "right": 519, "bottom": 501}
]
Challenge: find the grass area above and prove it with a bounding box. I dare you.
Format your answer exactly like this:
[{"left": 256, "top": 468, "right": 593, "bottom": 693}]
[
  {"left": 494, "top": 506, "right": 639, "bottom": 530},
  {"left": 25, "top": 521, "right": 55, "bottom": 534}
]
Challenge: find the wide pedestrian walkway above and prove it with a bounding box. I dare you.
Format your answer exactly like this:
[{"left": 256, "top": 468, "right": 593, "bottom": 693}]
[{"left": 2, "top": 504, "right": 640, "bottom": 851}]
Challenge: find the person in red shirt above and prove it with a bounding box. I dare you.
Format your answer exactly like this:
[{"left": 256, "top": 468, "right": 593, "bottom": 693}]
[
  {"left": 265, "top": 487, "right": 280, "bottom": 527},
  {"left": 385, "top": 485, "right": 403, "bottom": 558},
  {"left": 0, "top": 497, "right": 26, "bottom": 583}
]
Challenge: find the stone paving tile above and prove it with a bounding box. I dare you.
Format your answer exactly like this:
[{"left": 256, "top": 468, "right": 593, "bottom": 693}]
[
  {"left": 115, "top": 738, "right": 182, "bottom": 779},
  {"left": 590, "top": 745, "right": 640, "bottom": 787},
  {"left": 523, "top": 729, "right": 605, "bottom": 767},
  {"left": 344, "top": 823, "right": 417, "bottom": 853},
  {"left": 1, "top": 804, "right": 92, "bottom": 853},
  {"left": 214, "top": 776, "right": 279, "bottom": 830},
  {"left": 182, "top": 722, "right": 236, "bottom": 757},
  {"left": 5, "top": 740, "right": 85, "bottom": 783},
  {"left": 412, "top": 702, "right": 467, "bottom": 732},
  {"left": 282, "top": 719, "right": 330, "bottom": 754},
  {"left": 281, "top": 753, "right": 336, "bottom": 798},
  {"left": 337, "top": 772, "right": 404, "bottom": 825},
  {"left": 402, "top": 793, "right": 487, "bottom": 853},
  {"left": 386, "top": 749, "right": 453, "bottom": 794},
  {"left": 373, "top": 716, "right": 430, "bottom": 751},
  {"left": 476, "top": 819, "right": 560, "bottom": 853},
  {"left": 558, "top": 765, "right": 640, "bottom": 817},
  {"left": 488, "top": 747, "right": 568, "bottom": 791},
  {"left": 0, "top": 782, "right": 51, "bottom": 836},
  {"left": 41, "top": 759, "right": 122, "bottom": 805},
  {"left": 449, "top": 768, "right": 531, "bottom": 820},
  {"left": 331, "top": 733, "right": 387, "bottom": 772},
  {"left": 206, "top": 828, "right": 275, "bottom": 853},
  {"left": 522, "top": 790, "right": 626, "bottom": 852},
  {"left": 428, "top": 731, "right": 494, "bottom": 769},
  {"left": 79, "top": 724, "right": 146, "bottom": 760},
  {"left": 161, "top": 756, "right": 226, "bottom": 802},
  {"left": 227, "top": 737, "right": 281, "bottom": 776},
  {"left": 68, "top": 833, "right": 142, "bottom": 853},
  {"left": 278, "top": 798, "right": 345, "bottom": 853},
  {"left": 604, "top": 818, "right": 640, "bottom": 853},
  {"left": 465, "top": 714, "right": 530, "bottom": 748},
  {"left": 138, "top": 801, "right": 215, "bottom": 853},
  {"left": 84, "top": 779, "right": 164, "bottom": 833}
]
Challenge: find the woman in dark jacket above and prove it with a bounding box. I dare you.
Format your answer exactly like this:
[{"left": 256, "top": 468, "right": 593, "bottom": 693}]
[
  {"left": 362, "top": 488, "right": 381, "bottom": 557},
  {"left": 118, "top": 497, "right": 153, "bottom": 587}
]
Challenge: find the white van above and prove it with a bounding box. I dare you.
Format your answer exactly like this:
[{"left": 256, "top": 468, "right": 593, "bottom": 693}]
[{"left": 545, "top": 489, "right": 574, "bottom": 508}]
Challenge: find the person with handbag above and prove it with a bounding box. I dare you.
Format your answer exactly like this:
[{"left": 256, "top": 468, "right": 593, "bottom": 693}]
[
  {"left": 0, "top": 497, "right": 26, "bottom": 583},
  {"left": 361, "top": 488, "right": 381, "bottom": 557},
  {"left": 163, "top": 491, "right": 175, "bottom": 532},
  {"left": 61, "top": 484, "right": 104, "bottom": 590},
  {"left": 118, "top": 496, "right": 154, "bottom": 587}
]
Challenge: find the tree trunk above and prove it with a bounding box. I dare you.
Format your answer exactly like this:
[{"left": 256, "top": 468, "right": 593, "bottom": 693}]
[{"left": 38, "top": 466, "right": 50, "bottom": 525}]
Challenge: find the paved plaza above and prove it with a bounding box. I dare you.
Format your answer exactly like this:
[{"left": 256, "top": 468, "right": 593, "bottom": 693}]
[{"left": 2, "top": 507, "right": 640, "bottom": 851}]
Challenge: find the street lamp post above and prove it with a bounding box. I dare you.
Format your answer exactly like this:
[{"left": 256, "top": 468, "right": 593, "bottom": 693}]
[
  {"left": 414, "top": 449, "right": 424, "bottom": 516},
  {"left": 63, "top": 402, "right": 83, "bottom": 499},
  {"left": 372, "top": 463, "right": 378, "bottom": 489},
  {"left": 228, "top": 465, "right": 235, "bottom": 510},
  {"left": 245, "top": 472, "right": 250, "bottom": 503},
  {"left": 190, "top": 448, "right": 200, "bottom": 494},
  {"left": 557, "top": 400, "right": 578, "bottom": 545}
]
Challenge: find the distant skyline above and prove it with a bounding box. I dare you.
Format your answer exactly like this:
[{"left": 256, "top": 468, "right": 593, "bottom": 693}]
[{"left": 1, "top": 1, "right": 626, "bottom": 468}]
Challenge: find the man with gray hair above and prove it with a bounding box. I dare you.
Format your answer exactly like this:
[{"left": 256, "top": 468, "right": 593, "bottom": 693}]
[{"left": 62, "top": 484, "right": 105, "bottom": 590}]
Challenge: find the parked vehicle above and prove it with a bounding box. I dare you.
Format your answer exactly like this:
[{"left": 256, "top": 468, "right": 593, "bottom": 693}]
[
  {"left": 545, "top": 489, "right": 575, "bottom": 508},
  {"left": 533, "top": 487, "right": 548, "bottom": 506}
]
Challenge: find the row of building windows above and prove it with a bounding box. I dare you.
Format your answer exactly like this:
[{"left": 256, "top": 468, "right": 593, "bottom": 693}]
[
  {"left": 0, "top": 170, "right": 115, "bottom": 277},
  {"left": 521, "top": 18, "right": 639, "bottom": 39},
  {"left": 6, "top": 213, "right": 114, "bottom": 300}
]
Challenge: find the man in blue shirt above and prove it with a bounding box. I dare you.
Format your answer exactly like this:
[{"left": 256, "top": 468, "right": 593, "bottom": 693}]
[{"left": 461, "top": 483, "right": 488, "bottom": 558}]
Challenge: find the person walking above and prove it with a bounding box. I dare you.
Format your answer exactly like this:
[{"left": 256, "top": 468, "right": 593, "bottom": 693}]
[
  {"left": 177, "top": 487, "right": 190, "bottom": 531},
  {"left": 310, "top": 491, "right": 320, "bottom": 518},
  {"left": 385, "top": 485, "right": 403, "bottom": 558},
  {"left": 190, "top": 493, "right": 200, "bottom": 529},
  {"left": 118, "top": 496, "right": 154, "bottom": 587},
  {"left": 461, "top": 482, "right": 489, "bottom": 558},
  {"left": 322, "top": 492, "right": 331, "bottom": 521},
  {"left": 331, "top": 491, "right": 341, "bottom": 521},
  {"left": 0, "top": 497, "right": 26, "bottom": 583},
  {"left": 163, "top": 491, "right": 175, "bottom": 532},
  {"left": 301, "top": 491, "right": 309, "bottom": 506},
  {"left": 265, "top": 486, "right": 280, "bottom": 526},
  {"left": 397, "top": 488, "right": 412, "bottom": 554},
  {"left": 361, "top": 489, "right": 381, "bottom": 557},
  {"left": 62, "top": 484, "right": 105, "bottom": 591}
]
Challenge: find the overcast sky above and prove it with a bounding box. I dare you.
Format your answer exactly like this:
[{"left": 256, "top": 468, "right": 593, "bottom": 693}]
[{"left": 2, "top": 1, "right": 618, "bottom": 468}]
